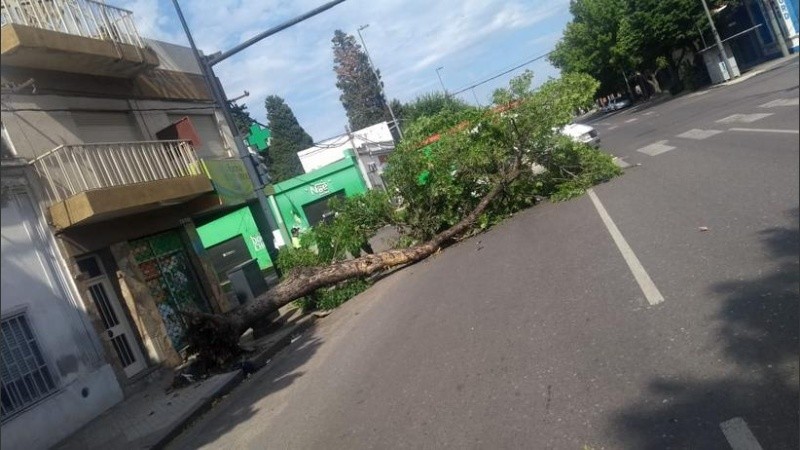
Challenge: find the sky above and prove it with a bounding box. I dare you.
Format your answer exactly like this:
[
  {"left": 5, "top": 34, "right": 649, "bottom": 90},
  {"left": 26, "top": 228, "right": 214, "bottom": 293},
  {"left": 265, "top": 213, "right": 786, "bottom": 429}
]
[{"left": 119, "top": 0, "right": 572, "bottom": 142}]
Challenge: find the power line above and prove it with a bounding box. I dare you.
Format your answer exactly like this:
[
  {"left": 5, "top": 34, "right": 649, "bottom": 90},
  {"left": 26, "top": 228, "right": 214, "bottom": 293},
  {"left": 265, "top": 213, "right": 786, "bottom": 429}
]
[{"left": 450, "top": 51, "right": 552, "bottom": 97}]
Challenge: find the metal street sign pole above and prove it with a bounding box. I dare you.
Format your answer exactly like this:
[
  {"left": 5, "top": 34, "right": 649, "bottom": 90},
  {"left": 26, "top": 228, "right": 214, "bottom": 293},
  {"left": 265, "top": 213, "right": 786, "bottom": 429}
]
[{"left": 700, "top": 0, "right": 735, "bottom": 80}]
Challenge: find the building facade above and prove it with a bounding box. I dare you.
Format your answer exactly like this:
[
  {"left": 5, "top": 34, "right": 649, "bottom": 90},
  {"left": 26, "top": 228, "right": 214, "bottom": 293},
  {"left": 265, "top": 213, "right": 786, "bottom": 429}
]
[{"left": 1, "top": 1, "right": 272, "bottom": 448}]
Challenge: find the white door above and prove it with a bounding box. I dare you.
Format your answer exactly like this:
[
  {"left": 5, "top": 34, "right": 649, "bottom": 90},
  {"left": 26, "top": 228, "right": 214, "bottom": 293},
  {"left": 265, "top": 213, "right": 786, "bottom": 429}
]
[{"left": 77, "top": 255, "right": 146, "bottom": 377}]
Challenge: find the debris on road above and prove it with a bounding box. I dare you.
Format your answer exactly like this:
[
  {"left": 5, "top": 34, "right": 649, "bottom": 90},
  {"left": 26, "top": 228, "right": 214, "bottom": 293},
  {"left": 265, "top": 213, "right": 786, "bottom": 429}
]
[{"left": 698, "top": 226, "right": 709, "bottom": 232}]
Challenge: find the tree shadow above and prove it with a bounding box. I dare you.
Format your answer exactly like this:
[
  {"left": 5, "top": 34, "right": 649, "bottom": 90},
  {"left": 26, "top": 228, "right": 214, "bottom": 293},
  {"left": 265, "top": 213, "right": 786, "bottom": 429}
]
[
  {"left": 166, "top": 332, "right": 323, "bottom": 449},
  {"left": 612, "top": 209, "right": 799, "bottom": 449}
]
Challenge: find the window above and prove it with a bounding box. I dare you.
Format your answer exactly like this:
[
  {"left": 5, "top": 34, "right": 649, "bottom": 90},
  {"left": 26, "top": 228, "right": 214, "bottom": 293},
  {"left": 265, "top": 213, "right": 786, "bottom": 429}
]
[{"left": 1, "top": 313, "right": 57, "bottom": 422}]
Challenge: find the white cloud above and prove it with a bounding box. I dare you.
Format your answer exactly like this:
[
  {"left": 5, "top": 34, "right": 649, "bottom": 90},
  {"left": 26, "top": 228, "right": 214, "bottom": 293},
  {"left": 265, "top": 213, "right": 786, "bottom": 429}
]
[{"left": 119, "top": 0, "right": 570, "bottom": 140}]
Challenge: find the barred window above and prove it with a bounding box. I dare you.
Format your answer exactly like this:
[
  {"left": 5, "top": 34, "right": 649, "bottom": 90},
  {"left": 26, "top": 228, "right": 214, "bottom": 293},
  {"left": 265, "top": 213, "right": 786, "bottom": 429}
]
[{"left": 1, "top": 313, "right": 57, "bottom": 422}]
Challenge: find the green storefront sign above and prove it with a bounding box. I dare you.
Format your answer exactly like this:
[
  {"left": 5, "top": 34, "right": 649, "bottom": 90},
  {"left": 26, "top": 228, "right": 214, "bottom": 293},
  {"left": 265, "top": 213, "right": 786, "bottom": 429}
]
[
  {"left": 196, "top": 205, "right": 273, "bottom": 271},
  {"left": 266, "top": 149, "right": 368, "bottom": 240},
  {"left": 195, "top": 158, "right": 255, "bottom": 205}
]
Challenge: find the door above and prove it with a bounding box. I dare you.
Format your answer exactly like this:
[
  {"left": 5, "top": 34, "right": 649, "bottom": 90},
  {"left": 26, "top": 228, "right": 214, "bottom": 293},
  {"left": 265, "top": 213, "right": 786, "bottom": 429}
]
[
  {"left": 76, "top": 255, "right": 147, "bottom": 377},
  {"left": 130, "top": 231, "right": 211, "bottom": 351}
]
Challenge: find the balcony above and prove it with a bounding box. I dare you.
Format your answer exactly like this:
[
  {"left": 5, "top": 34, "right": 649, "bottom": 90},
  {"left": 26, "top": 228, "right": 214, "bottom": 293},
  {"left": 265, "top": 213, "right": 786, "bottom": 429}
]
[
  {"left": 1, "top": 0, "right": 159, "bottom": 77},
  {"left": 32, "top": 140, "right": 214, "bottom": 229}
]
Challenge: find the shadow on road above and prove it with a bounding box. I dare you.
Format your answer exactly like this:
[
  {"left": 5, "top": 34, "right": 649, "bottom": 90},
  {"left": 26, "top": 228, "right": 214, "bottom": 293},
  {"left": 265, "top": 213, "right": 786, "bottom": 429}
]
[
  {"left": 168, "top": 333, "right": 323, "bottom": 449},
  {"left": 611, "top": 209, "right": 799, "bottom": 449}
]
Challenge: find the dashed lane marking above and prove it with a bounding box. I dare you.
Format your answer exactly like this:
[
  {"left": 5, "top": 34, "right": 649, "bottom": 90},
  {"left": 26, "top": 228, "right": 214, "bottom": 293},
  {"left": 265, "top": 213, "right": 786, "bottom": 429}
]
[
  {"left": 720, "top": 417, "right": 763, "bottom": 450},
  {"left": 624, "top": 118, "right": 638, "bottom": 123},
  {"left": 676, "top": 129, "right": 724, "bottom": 140},
  {"left": 716, "top": 113, "right": 773, "bottom": 124},
  {"left": 759, "top": 98, "right": 799, "bottom": 108},
  {"left": 588, "top": 189, "right": 664, "bottom": 306},
  {"left": 728, "top": 127, "right": 799, "bottom": 134},
  {"left": 637, "top": 140, "right": 676, "bottom": 156}
]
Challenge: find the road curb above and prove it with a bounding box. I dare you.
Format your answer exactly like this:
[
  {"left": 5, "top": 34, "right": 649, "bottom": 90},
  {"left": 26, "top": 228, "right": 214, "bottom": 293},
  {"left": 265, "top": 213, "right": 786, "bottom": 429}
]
[
  {"left": 153, "top": 313, "right": 318, "bottom": 449},
  {"left": 245, "top": 313, "right": 318, "bottom": 369},
  {"left": 151, "top": 370, "right": 244, "bottom": 450}
]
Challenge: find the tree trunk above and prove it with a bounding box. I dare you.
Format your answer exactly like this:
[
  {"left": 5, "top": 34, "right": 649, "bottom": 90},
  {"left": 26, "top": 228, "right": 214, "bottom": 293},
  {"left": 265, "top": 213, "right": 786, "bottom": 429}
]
[{"left": 186, "top": 169, "right": 522, "bottom": 367}]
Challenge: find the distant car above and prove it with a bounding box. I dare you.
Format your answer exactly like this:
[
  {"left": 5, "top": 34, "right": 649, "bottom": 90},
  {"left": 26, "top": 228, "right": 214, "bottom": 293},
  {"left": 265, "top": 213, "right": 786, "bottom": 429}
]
[{"left": 561, "top": 123, "right": 600, "bottom": 147}]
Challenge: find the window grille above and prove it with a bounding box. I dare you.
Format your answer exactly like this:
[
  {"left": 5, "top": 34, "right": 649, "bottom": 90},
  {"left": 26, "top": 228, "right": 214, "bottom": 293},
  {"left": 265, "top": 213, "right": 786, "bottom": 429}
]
[{"left": 1, "top": 313, "right": 57, "bottom": 422}]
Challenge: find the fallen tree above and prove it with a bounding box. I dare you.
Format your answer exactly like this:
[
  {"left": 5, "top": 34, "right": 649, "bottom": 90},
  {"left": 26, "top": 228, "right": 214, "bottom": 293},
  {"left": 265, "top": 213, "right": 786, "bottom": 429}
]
[
  {"left": 186, "top": 166, "right": 522, "bottom": 367},
  {"left": 185, "top": 71, "right": 620, "bottom": 368}
]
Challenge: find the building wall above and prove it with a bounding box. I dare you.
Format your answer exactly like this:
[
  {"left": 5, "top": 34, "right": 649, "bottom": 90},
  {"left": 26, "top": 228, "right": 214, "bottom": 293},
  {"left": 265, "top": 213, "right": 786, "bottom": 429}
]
[
  {"left": 297, "top": 121, "right": 394, "bottom": 173},
  {"left": 270, "top": 152, "right": 369, "bottom": 235},
  {"left": 0, "top": 170, "right": 122, "bottom": 450},
  {"left": 0, "top": 94, "right": 233, "bottom": 161}
]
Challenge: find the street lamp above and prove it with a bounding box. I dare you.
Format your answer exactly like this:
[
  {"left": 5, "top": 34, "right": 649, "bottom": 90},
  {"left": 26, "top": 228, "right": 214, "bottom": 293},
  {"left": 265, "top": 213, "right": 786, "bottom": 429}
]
[
  {"left": 699, "top": 0, "right": 735, "bottom": 80},
  {"left": 356, "top": 24, "right": 404, "bottom": 140},
  {"left": 435, "top": 66, "right": 447, "bottom": 95}
]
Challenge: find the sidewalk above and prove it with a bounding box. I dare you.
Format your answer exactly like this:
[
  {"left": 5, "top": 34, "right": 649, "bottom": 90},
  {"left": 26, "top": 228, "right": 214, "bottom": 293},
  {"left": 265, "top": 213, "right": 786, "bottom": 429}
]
[
  {"left": 54, "top": 304, "right": 318, "bottom": 450},
  {"left": 719, "top": 53, "right": 799, "bottom": 87}
]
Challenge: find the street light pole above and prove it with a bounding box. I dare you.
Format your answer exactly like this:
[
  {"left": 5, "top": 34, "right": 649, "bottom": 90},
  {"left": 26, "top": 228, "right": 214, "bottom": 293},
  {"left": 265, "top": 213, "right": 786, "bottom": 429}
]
[
  {"left": 435, "top": 66, "right": 447, "bottom": 95},
  {"left": 700, "top": 0, "right": 735, "bottom": 80},
  {"left": 171, "top": 0, "right": 348, "bottom": 272},
  {"left": 356, "top": 24, "right": 404, "bottom": 140}
]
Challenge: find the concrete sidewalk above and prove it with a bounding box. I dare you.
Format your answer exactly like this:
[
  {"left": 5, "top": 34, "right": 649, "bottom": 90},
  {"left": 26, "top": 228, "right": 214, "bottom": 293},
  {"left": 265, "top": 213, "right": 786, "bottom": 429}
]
[{"left": 54, "top": 304, "right": 318, "bottom": 450}]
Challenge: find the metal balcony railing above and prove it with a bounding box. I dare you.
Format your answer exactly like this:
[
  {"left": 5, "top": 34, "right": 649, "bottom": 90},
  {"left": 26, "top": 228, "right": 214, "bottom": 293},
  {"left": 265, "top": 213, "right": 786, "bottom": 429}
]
[
  {"left": 31, "top": 140, "right": 201, "bottom": 205},
  {"left": 1, "top": 0, "right": 144, "bottom": 48}
]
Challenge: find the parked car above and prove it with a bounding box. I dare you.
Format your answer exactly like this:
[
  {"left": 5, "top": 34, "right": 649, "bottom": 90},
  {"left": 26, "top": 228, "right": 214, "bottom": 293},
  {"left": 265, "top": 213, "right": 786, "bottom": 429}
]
[
  {"left": 608, "top": 98, "right": 631, "bottom": 111},
  {"left": 561, "top": 123, "right": 601, "bottom": 147}
]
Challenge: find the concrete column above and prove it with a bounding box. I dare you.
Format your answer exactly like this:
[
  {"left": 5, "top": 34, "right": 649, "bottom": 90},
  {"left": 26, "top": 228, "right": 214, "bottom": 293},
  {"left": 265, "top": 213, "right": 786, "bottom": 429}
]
[{"left": 110, "top": 241, "right": 183, "bottom": 368}]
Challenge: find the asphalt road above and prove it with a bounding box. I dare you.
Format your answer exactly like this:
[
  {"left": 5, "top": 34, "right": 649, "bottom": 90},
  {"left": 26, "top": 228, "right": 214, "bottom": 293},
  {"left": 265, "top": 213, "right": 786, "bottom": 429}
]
[{"left": 168, "top": 60, "right": 799, "bottom": 450}]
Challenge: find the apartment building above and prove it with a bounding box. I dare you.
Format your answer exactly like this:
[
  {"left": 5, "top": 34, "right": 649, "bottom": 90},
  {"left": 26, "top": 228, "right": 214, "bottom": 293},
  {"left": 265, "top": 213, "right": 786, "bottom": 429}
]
[{"left": 1, "top": 1, "right": 267, "bottom": 447}]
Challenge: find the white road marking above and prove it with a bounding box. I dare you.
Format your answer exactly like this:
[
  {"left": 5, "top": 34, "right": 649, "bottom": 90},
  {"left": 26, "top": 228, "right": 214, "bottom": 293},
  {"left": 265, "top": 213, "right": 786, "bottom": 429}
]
[
  {"left": 728, "top": 127, "right": 799, "bottom": 134},
  {"left": 720, "top": 417, "right": 763, "bottom": 450},
  {"left": 637, "top": 140, "right": 676, "bottom": 156},
  {"left": 716, "top": 113, "right": 773, "bottom": 124},
  {"left": 608, "top": 125, "right": 619, "bottom": 130},
  {"left": 625, "top": 118, "right": 638, "bottom": 123},
  {"left": 642, "top": 111, "right": 657, "bottom": 116},
  {"left": 759, "top": 98, "right": 799, "bottom": 108},
  {"left": 677, "top": 129, "right": 724, "bottom": 140},
  {"left": 587, "top": 189, "right": 665, "bottom": 306}
]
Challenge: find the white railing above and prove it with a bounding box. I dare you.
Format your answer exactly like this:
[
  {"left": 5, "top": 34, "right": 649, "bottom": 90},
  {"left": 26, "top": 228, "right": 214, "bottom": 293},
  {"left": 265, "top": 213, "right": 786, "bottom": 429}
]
[
  {"left": 1, "top": 0, "right": 144, "bottom": 48},
  {"left": 31, "top": 140, "right": 201, "bottom": 205}
]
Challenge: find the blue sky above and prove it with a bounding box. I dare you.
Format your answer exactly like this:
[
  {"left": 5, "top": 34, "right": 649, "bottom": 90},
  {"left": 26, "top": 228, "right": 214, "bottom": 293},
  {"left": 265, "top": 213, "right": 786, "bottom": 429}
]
[{"left": 120, "top": 0, "right": 572, "bottom": 141}]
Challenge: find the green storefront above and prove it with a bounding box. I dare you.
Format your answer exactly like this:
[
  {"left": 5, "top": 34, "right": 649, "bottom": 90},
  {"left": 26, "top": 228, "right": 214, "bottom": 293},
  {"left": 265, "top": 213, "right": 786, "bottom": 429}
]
[
  {"left": 193, "top": 159, "right": 275, "bottom": 277},
  {"left": 266, "top": 149, "right": 368, "bottom": 240}
]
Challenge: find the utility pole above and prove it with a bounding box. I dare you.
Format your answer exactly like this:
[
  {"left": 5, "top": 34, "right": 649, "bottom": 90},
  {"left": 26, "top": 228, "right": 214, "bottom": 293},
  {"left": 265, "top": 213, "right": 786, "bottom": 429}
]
[
  {"left": 762, "top": 0, "right": 790, "bottom": 57},
  {"left": 356, "top": 24, "right": 404, "bottom": 140},
  {"left": 435, "top": 66, "right": 447, "bottom": 95},
  {"left": 171, "top": 0, "right": 347, "bottom": 274},
  {"left": 700, "top": 0, "right": 735, "bottom": 80},
  {"left": 471, "top": 88, "right": 482, "bottom": 106}
]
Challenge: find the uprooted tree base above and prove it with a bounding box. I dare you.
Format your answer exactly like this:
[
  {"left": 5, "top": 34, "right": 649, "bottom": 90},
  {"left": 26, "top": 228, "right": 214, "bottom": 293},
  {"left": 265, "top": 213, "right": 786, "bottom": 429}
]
[{"left": 185, "top": 170, "right": 522, "bottom": 369}]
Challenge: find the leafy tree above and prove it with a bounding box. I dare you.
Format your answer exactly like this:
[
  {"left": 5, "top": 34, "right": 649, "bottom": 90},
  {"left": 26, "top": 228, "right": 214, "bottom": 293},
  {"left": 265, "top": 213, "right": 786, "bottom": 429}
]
[
  {"left": 550, "top": 0, "right": 734, "bottom": 94},
  {"left": 228, "top": 102, "right": 255, "bottom": 135},
  {"left": 264, "top": 95, "right": 311, "bottom": 183},
  {"left": 393, "top": 92, "right": 475, "bottom": 132},
  {"left": 332, "top": 29, "right": 389, "bottom": 131}
]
